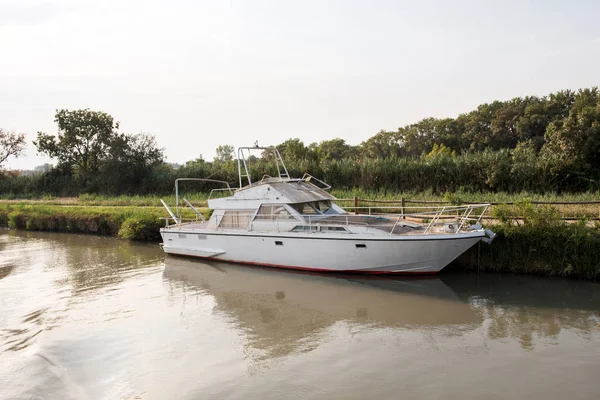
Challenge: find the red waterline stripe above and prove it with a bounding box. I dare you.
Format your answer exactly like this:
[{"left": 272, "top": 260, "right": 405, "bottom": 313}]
[{"left": 201, "top": 256, "right": 439, "bottom": 275}]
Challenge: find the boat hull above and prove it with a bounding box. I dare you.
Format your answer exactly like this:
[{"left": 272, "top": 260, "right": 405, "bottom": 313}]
[{"left": 160, "top": 230, "right": 484, "bottom": 274}]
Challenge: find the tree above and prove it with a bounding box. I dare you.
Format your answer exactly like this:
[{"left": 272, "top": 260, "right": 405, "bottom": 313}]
[
  {"left": 99, "top": 133, "right": 165, "bottom": 194},
  {"left": 316, "top": 138, "right": 355, "bottom": 161},
  {"left": 214, "top": 144, "right": 234, "bottom": 163},
  {"left": 276, "top": 138, "right": 308, "bottom": 162},
  {"left": 34, "top": 109, "right": 118, "bottom": 185},
  {"left": 360, "top": 130, "right": 403, "bottom": 159},
  {"left": 0, "top": 128, "right": 26, "bottom": 169},
  {"left": 542, "top": 88, "right": 600, "bottom": 174},
  {"left": 110, "top": 133, "right": 164, "bottom": 167}
]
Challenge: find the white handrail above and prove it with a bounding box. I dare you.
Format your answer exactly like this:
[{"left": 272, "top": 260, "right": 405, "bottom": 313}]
[{"left": 163, "top": 204, "right": 490, "bottom": 234}]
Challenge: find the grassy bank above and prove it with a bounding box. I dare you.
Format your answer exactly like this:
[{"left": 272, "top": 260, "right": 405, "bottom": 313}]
[
  {"left": 1, "top": 200, "right": 598, "bottom": 280},
  {"left": 0, "top": 204, "right": 202, "bottom": 241}
]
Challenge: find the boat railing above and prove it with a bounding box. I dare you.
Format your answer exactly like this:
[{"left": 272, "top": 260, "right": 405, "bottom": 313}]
[
  {"left": 208, "top": 187, "right": 235, "bottom": 200},
  {"left": 162, "top": 215, "right": 205, "bottom": 228},
  {"left": 301, "top": 173, "right": 331, "bottom": 190},
  {"left": 340, "top": 204, "right": 489, "bottom": 234},
  {"left": 301, "top": 214, "right": 370, "bottom": 228},
  {"left": 294, "top": 204, "right": 489, "bottom": 234},
  {"left": 165, "top": 204, "right": 489, "bottom": 234}
]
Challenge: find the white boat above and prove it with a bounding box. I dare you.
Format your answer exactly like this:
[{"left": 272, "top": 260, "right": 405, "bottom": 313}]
[{"left": 160, "top": 146, "right": 495, "bottom": 275}]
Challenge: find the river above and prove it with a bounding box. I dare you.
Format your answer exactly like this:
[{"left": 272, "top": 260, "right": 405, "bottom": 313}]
[{"left": 1, "top": 231, "right": 599, "bottom": 399}]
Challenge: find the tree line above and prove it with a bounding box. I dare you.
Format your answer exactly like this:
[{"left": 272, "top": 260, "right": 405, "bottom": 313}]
[{"left": 1, "top": 86, "right": 599, "bottom": 196}]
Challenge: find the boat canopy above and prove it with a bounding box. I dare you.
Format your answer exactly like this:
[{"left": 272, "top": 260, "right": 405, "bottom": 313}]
[{"left": 208, "top": 179, "right": 338, "bottom": 210}]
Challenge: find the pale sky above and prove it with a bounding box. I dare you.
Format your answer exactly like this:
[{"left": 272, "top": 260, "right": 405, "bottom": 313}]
[{"left": 1, "top": 0, "right": 599, "bottom": 169}]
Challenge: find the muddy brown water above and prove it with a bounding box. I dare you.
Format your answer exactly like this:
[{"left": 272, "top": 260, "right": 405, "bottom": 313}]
[{"left": 1, "top": 231, "right": 599, "bottom": 400}]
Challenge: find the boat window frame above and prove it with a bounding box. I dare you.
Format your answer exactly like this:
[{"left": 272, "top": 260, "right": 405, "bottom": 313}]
[
  {"left": 253, "top": 203, "right": 299, "bottom": 221},
  {"left": 218, "top": 209, "right": 255, "bottom": 229},
  {"left": 289, "top": 200, "right": 344, "bottom": 217}
]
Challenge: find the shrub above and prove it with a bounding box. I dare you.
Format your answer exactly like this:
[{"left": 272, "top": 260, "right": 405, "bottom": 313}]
[{"left": 118, "top": 215, "right": 163, "bottom": 241}]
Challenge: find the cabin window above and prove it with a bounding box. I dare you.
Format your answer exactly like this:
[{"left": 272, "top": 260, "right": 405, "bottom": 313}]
[
  {"left": 290, "top": 201, "right": 334, "bottom": 215},
  {"left": 255, "top": 204, "right": 295, "bottom": 220},
  {"left": 320, "top": 226, "right": 347, "bottom": 232},
  {"left": 316, "top": 201, "right": 332, "bottom": 213},
  {"left": 219, "top": 210, "right": 252, "bottom": 229},
  {"left": 291, "top": 225, "right": 319, "bottom": 232},
  {"left": 290, "top": 202, "right": 318, "bottom": 215},
  {"left": 292, "top": 225, "right": 346, "bottom": 232}
]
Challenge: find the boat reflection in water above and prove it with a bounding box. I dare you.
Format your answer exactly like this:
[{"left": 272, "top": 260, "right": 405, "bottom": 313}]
[
  {"left": 163, "top": 256, "right": 600, "bottom": 361},
  {"left": 163, "top": 256, "right": 482, "bottom": 361}
]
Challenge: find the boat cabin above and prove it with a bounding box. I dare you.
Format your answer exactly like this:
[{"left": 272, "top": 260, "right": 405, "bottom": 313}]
[
  {"left": 168, "top": 146, "right": 423, "bottom": 235},
  {"left": 202, "top": 178, "right": 421, "bottom": 235}
]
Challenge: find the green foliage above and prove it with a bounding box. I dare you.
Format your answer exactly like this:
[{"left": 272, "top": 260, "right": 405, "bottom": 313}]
[
  {"left": 32, "top": 109, "right": 164, "bottom": 194},
  {"left": 541, "top": 87, "right": 600, "bottom": 179},
  {"left": 34, "top": 109, "right": 117, "bottom": 186},
  {"left": 277, "top": 138, "right": 313, "bottom": 163},
  {"left": 314, "top": 138, "right": 356, "bottom": 161},
  {"left": 118, "top": 215, "right": 163, "bottom": 240},
  {"left": 426, "top": 144, "right": 456, "bottom": 158},
  {"left": 214, "top": 144, "right": 235, "bottom": 163},
  {"left": 459, "top": 201, "right": 600, "bottom": 280}
]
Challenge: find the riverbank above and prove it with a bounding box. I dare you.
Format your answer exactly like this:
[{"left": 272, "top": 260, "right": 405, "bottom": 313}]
[
  {"left": 453, "top": 223, "right": 600, "bottom": 280},
  {"left": 1, "top": 202, "right": 598, "bottom": 280},
  {"left": 0, "top": 204, "right": 203, "bottom": 241}
]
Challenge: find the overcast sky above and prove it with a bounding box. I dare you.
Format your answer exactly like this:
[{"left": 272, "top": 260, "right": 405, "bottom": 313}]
[{"left": 1, "top": 0, "right": 599, "bottom": 169}]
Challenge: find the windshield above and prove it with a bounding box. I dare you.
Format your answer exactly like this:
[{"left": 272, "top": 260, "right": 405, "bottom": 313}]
[{"left": 290, "top": 201, "right": 336, "bottom": 215}]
